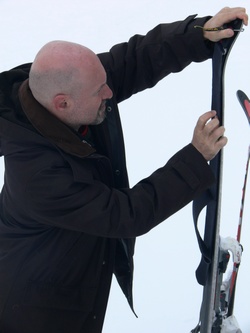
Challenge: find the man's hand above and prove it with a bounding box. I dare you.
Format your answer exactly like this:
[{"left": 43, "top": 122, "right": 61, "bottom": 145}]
[
  {"left": 191, "top": 111, "right": 228, "bottom": 161},
  {"left": 203, "top": 7, "right": 248, "bottom": 42}
]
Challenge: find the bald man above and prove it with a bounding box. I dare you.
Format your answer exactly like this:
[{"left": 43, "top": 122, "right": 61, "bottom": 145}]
[
  {"left": 29, "top": 41, "right": 113, "bottom": 128},
  {"left": 0, "top": 7, "right": 247, "bottom": 333}
]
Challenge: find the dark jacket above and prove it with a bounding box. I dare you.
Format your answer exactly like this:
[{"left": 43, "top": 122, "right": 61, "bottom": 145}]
[{"left": 0, "top": 15, "right": 214, "bottom": 333}]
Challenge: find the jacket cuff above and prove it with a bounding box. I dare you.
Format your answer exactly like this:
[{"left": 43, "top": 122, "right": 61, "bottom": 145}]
[
  {"left": 169, "top": 143, "right": 215, "bottom": 191},
  {"left": 190, "top": 16, "right": 215, "bottom": 56}
]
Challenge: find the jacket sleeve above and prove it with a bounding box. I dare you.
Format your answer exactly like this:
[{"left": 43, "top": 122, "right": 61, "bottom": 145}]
[
  {"left": 25, "top": 144, "right": 215, "bottom": 238},
  {"left": 98, "top": 15, "right": 213, "bottom": 103}
]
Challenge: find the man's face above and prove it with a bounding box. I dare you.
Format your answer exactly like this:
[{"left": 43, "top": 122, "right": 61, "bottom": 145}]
[{"left": 73, "top": 62, "right": 113, "bottom": 127}]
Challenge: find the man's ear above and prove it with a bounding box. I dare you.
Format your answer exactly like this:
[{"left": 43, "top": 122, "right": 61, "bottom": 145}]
[{"left": 53, "top": 94, "right": 70, "bottom": 111}]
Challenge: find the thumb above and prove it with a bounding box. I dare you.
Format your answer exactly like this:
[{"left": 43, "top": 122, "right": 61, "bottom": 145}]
[{"left": 204, "top": 28, "right": 234, "bottom": 42}]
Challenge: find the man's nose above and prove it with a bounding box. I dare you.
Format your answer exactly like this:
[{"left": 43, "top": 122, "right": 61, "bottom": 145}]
[{"left": 103, "top": 84, "right": 113, "bottom": 99}]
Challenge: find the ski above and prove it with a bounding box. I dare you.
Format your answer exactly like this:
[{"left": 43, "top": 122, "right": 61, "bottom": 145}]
[
  {"left": 236, "top": 90, "right": 250, "bottom": 124},
  {"left": 191, "top": 19, "right": 244, "bottom": 333},
  {"left": 217, "top": 90, "right": 250, "bottom": 332},
  {"left": 226, "top": 90, "right": 250, "bottom": 315}
]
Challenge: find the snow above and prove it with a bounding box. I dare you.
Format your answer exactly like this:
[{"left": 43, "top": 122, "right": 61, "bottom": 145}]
[{"left": 1, "top": 0, "right": 249, "bottom": 332}]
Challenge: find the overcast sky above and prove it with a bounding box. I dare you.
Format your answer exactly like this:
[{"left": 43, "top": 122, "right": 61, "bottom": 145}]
[{"left": 1, "top": 0, "right": 249, "bottom": 332}]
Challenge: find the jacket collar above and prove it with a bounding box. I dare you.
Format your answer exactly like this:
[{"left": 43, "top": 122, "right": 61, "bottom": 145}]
[{"left": 18, "top": 79, "right": 96, "bottom": 158}]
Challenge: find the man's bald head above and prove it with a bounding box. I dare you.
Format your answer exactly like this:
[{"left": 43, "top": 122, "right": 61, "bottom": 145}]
[
  {"left": 29, "top": 41, "right": 101, "bottom": 109},
  {"left": 28, "top": 40, "right": 112, "bottom": 128}
]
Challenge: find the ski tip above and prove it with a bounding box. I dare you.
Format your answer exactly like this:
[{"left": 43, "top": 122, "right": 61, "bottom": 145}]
[{"left": 236, "top": 90, "right": 250, "bottom": 124}]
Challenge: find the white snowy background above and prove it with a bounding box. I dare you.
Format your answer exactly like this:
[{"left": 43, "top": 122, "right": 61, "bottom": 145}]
[{"left": 1, "top": 0, "right": 249, "bottom": 332}]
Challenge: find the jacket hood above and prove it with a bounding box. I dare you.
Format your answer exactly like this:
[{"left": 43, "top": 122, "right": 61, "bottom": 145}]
[
  {"left": 0, "top": 66, "right": 95, "bottom": 158},
  {"left": 0, "top": 65, "right": 32, "bottom": 129}
]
